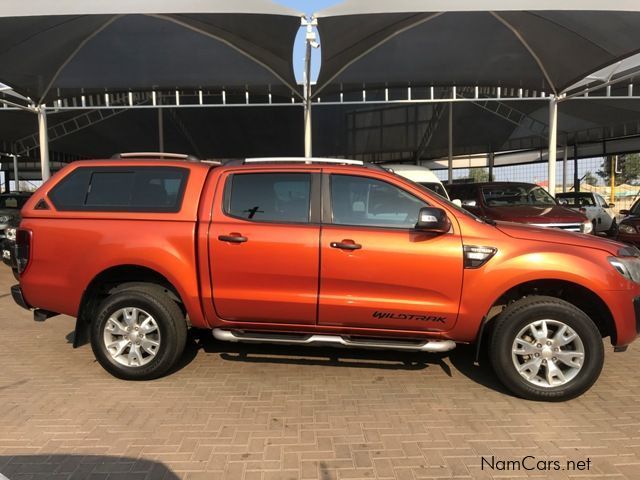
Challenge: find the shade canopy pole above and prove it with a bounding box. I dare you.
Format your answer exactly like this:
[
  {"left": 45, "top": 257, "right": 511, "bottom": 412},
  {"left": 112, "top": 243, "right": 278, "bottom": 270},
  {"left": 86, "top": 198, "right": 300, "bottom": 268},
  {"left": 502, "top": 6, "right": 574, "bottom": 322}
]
[
  {"left": 303, "top": 17, "right": 318, "bottom": 158},
  {"left": 448, "top": 102, "right": 453, "bottom": 184},
  {"left": 12, "top": 155, "right": 19, "bottom": 192},
  {"left": 547, "top": 97, "right": 558, "bottom": 197},
  {"left": 158, "top": 108, "right": 164, "bottom": 153},
  {"left": 37, "top": 105, "right": 50, "bottom": 181},
  {"left": 562, "top": 144, "right": 568, "bottom": 193}
]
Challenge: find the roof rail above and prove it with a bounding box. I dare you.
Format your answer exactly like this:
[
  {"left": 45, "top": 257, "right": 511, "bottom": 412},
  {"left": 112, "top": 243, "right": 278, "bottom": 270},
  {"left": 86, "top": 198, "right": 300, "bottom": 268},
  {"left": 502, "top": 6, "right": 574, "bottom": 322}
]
[
  {"left": 111, "top": 152, "right": 200, "bottom": 162},
  {"left": 245, "top": 157, "right": 364, "bottom": 166}
]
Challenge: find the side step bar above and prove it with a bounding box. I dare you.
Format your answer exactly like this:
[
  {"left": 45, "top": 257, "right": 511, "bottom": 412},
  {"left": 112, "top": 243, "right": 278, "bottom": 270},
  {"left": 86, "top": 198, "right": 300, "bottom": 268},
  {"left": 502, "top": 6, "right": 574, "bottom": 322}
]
[{"left": 212, "top": 329, "right": 456, "bottom": 353}]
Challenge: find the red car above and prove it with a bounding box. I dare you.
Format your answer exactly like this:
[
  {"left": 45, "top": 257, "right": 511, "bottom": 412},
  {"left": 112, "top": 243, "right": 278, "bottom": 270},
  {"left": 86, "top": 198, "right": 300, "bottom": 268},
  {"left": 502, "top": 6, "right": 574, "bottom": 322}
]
[
  {"left": 617, "top": 199, "right": 640, "bottom": 246},
  {"left": 447, "top": 182, "right": 592, "bottom": 234}
]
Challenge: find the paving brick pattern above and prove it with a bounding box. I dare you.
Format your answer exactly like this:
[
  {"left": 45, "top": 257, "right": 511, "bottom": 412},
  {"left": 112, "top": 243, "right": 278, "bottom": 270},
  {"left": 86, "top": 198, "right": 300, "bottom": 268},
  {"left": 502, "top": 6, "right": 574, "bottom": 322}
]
[{"left": 1, "top": 269, "right": 639, "bottom": 479}]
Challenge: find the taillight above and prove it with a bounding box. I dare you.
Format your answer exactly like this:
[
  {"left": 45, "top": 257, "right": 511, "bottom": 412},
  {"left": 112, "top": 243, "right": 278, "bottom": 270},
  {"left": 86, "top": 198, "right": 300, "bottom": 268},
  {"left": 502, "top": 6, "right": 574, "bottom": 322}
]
[{"left": 15, "top": 229, "right": 31, "bottom": 274}]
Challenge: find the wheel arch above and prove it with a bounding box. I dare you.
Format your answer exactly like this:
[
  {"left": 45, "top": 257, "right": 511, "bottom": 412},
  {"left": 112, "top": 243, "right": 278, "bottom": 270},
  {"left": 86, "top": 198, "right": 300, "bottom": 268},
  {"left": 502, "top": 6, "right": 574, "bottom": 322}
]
[
  {"left": 74, "top": 264, "right": 189, "bottom": 347},
  {"left": 477, "top": 278, "right": 616, "bottom": 351}
]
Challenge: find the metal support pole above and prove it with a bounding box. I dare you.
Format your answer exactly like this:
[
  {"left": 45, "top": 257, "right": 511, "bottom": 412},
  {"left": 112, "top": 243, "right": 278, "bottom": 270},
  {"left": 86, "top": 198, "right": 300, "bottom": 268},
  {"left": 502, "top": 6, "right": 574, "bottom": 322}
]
[
  {"left": 562, "top": 144, "right": 568, "bottom": 193},
  {"left": 573, "top": 143, "right": 579, "bottom": 192},
  {"left": 488, "top": 151, "right": 494, "bottom": 182},
  {"left": 12, "top": 155, "right": 19, "bottom": 192},
  {"left": 610, "top": 155, "right": 616, "bottom": 204},
  {"left": 302, "top": 18, "right": 318, "bottom": 158},
  {"left": 37, "top": 106, "right": 50, "bottom": 181},
  {"left": 158, "top": 109, "right": 164, "bottom": 153},
  {"left": 303, "top": 40, "right": 312, "bottom": 158},
  {"left": 448, "top": 102, "right": 453, "bottom": 184},
  {"left": 547, "top": 97, "right": 558, "bottom": 197}
]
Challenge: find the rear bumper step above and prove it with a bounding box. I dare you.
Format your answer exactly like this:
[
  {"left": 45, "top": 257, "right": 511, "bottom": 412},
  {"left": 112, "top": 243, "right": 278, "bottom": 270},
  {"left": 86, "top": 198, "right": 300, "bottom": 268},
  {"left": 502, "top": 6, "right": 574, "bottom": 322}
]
[{"left": 212, "top": 328, "right": 456, "bottom": 353}]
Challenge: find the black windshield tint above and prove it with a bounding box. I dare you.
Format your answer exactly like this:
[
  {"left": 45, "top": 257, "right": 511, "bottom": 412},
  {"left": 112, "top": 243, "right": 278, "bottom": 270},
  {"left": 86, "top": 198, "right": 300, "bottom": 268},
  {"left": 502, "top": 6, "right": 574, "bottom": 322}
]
[{"left": 482, "top": 185, "right": 556, "bottom": 207}]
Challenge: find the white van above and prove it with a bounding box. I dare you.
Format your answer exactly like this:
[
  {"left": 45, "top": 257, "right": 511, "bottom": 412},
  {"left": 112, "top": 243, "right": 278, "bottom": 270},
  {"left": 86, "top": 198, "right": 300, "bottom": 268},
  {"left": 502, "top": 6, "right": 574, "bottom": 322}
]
[{"left": 383, "top": 164, "right": 450, "bottom": 200}]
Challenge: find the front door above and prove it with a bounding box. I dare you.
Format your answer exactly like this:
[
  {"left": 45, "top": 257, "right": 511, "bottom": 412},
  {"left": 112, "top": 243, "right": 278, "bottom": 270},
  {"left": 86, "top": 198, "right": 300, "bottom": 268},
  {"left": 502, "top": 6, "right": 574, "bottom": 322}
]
[
  {"left": 318, "top": 173, "right": 464, "bottom": 332},
  {"left": 209, "top": 170, "right": 320, "bottom": 324}
]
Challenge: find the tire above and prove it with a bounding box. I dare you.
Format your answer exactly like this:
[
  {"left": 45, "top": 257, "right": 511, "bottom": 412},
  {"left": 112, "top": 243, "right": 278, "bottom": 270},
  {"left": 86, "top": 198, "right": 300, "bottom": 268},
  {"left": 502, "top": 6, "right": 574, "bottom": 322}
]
[
  {"left": 607, "top": 219, "right": 618, "bottom": 237},
  {"left": 489, "top": 295, "right": 604, "bottom": 401},
  {"left": 90, "top": 284, "right": 187, "bottom": 380}
]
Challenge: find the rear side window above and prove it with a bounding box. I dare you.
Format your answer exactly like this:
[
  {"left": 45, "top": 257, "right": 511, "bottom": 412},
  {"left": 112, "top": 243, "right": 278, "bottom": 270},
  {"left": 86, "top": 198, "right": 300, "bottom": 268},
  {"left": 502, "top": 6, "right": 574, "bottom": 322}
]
[
  {"left": 226, "top": 173, "right": 311, "bottom": 223},
  {"left": 49, "top": 167, "right": 189, "bottom": 212}
]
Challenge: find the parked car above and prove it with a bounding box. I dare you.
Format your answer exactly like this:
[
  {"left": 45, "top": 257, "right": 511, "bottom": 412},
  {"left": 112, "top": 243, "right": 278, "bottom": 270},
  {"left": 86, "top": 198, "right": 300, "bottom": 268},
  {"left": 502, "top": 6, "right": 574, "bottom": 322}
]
[
  {"left": 11, "top": 156, "right": 640, "bottom": 401},
  {"left": 0, "top": 191, "right": 32, "bottom": 236},
  {"left": 556, "top": 191, "right": 617, "bottom": 236},
  {"left": 617, "top": 198, "right": 640, "bottom": 246},
  {"left": 1, "top": 192, "right": 32, "bottom": 276},
  {"left": 447, "top": 182, "right": 593, "bottom": 234},
  {"left": 382, "top": 164, "right": 450, "bottom": 199}
]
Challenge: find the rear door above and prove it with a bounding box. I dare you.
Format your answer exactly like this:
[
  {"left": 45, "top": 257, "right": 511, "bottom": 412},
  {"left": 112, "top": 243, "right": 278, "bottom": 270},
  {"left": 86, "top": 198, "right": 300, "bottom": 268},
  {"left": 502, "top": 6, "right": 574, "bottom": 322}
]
[
  {"left": 318, "top": 172, "right": 464, "bottom": 332},
  {"left": 209, "top": 169, "right": 321, "bottom": 324}
]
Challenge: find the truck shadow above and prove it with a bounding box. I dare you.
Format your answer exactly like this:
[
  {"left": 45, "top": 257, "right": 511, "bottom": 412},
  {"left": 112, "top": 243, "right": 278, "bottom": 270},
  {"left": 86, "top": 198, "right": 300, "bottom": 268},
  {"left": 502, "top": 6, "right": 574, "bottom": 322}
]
[
  {"left": 185, "top": 330, "right": 512, "bottom": 396},
  {"left": 0, "top": 454, "right": 179, "bottom": 479}
]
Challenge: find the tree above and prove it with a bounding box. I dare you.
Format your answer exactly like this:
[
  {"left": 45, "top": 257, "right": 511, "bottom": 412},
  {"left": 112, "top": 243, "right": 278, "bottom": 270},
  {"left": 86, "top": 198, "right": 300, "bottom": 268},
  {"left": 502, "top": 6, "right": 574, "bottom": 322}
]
[
  {"left": 583, "top": 171, "right": 598, "bottom": 187},
  {"left": 469, "top": 168, "right": 490, "bottom": 183},
  {"left": 597, "top": 153, "right": 640, "bottom": 186}
]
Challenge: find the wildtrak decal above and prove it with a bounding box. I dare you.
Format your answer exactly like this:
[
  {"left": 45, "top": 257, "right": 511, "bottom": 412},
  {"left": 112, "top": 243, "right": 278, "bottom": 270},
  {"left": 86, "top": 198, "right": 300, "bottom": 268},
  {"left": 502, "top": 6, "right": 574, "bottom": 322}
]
[{"left": 373, "top": 311, "right": 447, "bottom": 323}]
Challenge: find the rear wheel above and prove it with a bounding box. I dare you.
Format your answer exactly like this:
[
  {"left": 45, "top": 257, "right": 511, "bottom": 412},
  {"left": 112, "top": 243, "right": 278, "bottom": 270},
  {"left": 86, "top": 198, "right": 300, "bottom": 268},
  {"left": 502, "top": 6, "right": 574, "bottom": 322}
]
[
  {"left": 90, "top": 284, "right": 187, "bottom": 380},
  {"left": 490, "top": 296, "right": 604, "bottom": 401}
]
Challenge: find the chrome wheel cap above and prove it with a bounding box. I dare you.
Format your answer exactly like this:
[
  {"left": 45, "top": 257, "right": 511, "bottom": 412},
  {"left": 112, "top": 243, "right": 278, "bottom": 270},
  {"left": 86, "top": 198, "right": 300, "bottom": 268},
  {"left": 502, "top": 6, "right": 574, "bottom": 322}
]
[
  {"left": 511, "top": 319, "right": 585, "bottom": 388},
  {"left": 103, "top": 307, "right": 161, "bottom": 367}
]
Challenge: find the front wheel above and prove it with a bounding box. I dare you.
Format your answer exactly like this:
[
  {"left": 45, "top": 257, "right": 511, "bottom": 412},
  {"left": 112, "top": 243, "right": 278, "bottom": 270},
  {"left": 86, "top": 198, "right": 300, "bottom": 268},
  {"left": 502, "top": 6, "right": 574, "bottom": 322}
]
[
  {"left": 490, "top": 296, "right": 604, "bottom": 401},
  {"left": 90, "top": 285, "right": 187, "bottom": 380}
]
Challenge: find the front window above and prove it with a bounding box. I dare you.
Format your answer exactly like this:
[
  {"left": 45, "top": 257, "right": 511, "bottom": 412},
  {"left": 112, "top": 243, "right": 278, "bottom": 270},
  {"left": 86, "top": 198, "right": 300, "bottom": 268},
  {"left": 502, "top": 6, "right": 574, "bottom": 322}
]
[
  {"left": 481, "top": 184, "right": 557, "bottom": 207},
  {"left": 418, "top": 182, "right": 448, "bottom": 198},
  {"left": 330, "top": 175, "right": 427, "bottom": 229}
]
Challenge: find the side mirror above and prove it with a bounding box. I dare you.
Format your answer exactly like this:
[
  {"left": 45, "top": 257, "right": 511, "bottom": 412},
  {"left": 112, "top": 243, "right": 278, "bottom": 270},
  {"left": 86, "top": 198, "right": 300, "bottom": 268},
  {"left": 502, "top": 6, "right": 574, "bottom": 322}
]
[
  {"left": 609, "top": 203, "right": 615, "bottom": 208},
  {"left": 462, "top": 199, "right": 477, "bottom": 207},
  {"left": 620, "top": 209, "right": 630, "bottom": 215},
  {"left": 452, "top": 199, "right": 462, "bottom": 207},
  {"left": 415, "top": 207, "right": 451, "bottom": 233}
]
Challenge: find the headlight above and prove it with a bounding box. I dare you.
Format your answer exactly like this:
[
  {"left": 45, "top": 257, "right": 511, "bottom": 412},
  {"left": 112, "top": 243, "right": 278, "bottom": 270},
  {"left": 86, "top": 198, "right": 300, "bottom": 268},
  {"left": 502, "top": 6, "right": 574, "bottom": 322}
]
[
  {"left": 0, "top": 215, "right": 11, "bottom": 224},
  {"left": 580, "top": 220, "right": 593, "bottom": 234},
  {"left": 609, "top": 247, "right": 640, "bottom": 283},
  {"left": 619, "top": 223, "right": 637, "bottom": 235},
  {"left": 5, "top": 227, "right": 16, "bottom": 242}
]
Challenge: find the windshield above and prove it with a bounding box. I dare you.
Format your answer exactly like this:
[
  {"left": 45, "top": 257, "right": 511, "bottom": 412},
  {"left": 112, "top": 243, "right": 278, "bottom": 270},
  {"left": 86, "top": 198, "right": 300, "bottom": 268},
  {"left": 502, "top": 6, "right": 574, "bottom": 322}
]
[
  {"left": 0, "top": 195, "right": 29, "bottom": 210},
  {"left": 556, "top": 194, "right": 595, "bottom": 207},
  {"left": 418, "top": 182, "right": 448, "bottom": 199},
  {"left": 630, "top": 199, "right": 640, "bottom": 215},
  {"left": 481, "top": 184, "right": 557, "bottom": 207}
]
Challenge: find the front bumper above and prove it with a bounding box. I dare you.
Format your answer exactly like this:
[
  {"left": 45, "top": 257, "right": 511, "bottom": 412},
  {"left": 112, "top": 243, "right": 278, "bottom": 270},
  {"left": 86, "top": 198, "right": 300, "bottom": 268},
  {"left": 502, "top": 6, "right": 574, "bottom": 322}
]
[{"left": 11, "top": 284, "right": 31, "bottom": 310}]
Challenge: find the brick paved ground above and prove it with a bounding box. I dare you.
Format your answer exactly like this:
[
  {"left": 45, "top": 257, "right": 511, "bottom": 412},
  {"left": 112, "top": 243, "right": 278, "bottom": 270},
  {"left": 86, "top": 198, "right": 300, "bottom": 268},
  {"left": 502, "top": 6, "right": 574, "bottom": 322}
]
[{"left": 1, "top": 268, "right": 640, "bottom": 480}]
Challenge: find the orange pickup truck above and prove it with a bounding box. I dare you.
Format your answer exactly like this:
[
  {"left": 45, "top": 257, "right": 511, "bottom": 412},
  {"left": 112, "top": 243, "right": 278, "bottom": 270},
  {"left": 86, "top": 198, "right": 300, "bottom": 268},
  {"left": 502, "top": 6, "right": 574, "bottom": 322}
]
[{"left": 11, "top": 155, "right": 640, "bottom": 401}]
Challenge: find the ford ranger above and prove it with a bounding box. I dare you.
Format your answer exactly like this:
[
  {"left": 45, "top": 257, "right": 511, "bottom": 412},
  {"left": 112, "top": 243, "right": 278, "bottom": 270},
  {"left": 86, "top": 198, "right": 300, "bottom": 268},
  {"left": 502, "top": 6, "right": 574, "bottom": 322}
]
[{"left": 11, "top": 155, "right": 640, "bottom": 401}]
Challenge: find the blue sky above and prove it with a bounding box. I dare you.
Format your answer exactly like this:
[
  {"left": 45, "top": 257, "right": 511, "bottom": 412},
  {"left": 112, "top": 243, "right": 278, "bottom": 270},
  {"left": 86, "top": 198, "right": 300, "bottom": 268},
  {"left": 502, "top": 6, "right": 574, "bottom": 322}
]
[{"left": 277, "top": 0, "right": 340, "bottom": 82}]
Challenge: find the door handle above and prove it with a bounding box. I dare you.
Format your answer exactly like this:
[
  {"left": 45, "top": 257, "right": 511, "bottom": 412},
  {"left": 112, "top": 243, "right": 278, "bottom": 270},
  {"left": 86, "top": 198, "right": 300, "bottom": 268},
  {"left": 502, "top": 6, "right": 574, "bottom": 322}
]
[
  {"left": 330, "top": 241, "right": 362, "bottom": 251},
  {"left": 218, "top": 234, "right": 248, "bottom": 244}
]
